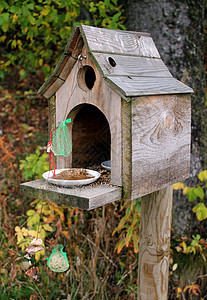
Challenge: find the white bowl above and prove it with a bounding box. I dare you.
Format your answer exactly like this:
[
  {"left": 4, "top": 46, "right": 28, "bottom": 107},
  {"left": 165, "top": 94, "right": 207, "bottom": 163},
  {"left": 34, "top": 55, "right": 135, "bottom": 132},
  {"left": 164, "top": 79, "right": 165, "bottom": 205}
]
[
  {"left": 101, "top": 160, "right": 111, "bottom": 171},
  {"left": 42, "top": 168, "right": 100, "bottom": 186}
]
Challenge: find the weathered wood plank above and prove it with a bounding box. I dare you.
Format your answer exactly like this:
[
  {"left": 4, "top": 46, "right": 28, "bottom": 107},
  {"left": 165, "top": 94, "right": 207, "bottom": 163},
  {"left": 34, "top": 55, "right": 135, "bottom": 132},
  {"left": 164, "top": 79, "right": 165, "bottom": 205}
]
[
  {"left": 64, "top": 26, "right": 80, "bottom": 53},
  {"left": 43, "top": 77, "right": 64, "bottom": 99},
  {"left": 93, "top": 53, "right": 172, "bottom": 78},
  {"left": 60, "top": 35, "right": 84, "bottom": 80},
  {"left": 131, "top": 94, "right": 191, "bottom": 199},
  {"left": 107, "top": 76, "right": 194, "bottom": 97},
  {"left": 121, "top": 99, "right": 132, "bottom": 199},
  {"left": 138, "top": 186, "right": 173, "bottom": 300},
  {"left": 20, "top": 179, "right": 122, "bottom": 210},
  {"left": 80, "top": 25, "right": 160, "bottom": 58},
  {"left": 56, "top": 45, "right": 122, "bottom": 186},
  {"left": 48, "top": 95, "right": 56, "bottom": 134}
]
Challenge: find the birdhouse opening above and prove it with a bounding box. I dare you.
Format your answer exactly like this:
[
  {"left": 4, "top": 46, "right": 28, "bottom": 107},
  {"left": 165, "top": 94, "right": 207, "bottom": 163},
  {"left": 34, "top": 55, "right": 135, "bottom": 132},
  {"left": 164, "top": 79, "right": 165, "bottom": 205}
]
[
  {"left": 77, "top": 66, "right": 96, "bottom": 91},
  {"left": 108, "top": 57, "right": 116, "bottom": 67},
  {"left": 71, "top": 104, "right": 111, "bottom": 168}
]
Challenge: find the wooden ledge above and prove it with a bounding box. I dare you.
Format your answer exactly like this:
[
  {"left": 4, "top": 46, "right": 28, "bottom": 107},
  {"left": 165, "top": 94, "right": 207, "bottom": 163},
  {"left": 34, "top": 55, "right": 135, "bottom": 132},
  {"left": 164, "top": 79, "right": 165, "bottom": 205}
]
[{"left": 20, "top": 179, "right": 122, "bottom": 210}]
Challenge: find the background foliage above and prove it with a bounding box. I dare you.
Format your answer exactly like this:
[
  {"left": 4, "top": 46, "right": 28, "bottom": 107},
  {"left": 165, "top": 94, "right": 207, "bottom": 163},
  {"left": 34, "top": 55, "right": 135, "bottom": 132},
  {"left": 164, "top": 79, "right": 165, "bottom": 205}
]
[
  {"left": 0, "top": 0, "right": 125, "bottom": 81},
  {"left": 0, "top": 0, "right": 206, "bottom": 299}
]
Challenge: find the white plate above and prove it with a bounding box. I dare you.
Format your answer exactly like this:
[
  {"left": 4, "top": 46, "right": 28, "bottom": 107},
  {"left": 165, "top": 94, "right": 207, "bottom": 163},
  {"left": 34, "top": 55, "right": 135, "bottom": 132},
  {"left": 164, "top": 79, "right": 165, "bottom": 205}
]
[
  {"left": 101, "top": 160, "right": 111, "bottom": 171},
  {"left": 42, "top": 168, "right": 100, "bottom": 186}
]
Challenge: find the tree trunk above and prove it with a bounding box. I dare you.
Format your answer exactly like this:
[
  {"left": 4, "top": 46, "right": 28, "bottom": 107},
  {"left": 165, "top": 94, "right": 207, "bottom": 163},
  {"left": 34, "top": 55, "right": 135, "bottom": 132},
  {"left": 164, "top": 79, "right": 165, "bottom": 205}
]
[
  {"left": 138, "top": 186, "right": 173, "bottom": 300},
  {"left": 125, "top": 0, "right": 206, "bottom": 235}
]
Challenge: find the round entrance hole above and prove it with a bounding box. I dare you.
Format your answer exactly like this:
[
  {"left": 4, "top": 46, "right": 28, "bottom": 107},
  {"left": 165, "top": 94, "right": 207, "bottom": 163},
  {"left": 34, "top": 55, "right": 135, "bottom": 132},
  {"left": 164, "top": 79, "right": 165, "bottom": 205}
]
[
  {"left": 108, "top": 57, "right": 116, "bottom": 67},
  {"left": 77, "top": 66, "right": 96, "bottom": 91}
]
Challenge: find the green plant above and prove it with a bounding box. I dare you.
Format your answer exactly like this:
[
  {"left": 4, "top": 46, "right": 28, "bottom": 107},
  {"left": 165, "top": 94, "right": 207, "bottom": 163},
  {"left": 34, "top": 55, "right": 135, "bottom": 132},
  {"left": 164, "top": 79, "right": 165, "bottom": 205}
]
[
  {"left": 112, "top": 198, "right": 141, "bottom": 253},
  {"left": 173, "top": 170, "right": 207, "bottom": 221},
  {"left": 19, "top": 148, "right": 49, "bottom": 180},
  {"left": 0, "top": 0, "right": 125, "bottom": 80},
  {"left": 169, "top": 234, "right": 207, "bottom": 300},
  {"left": 18, "top": 147, "right": 84, "bottom": 264}
]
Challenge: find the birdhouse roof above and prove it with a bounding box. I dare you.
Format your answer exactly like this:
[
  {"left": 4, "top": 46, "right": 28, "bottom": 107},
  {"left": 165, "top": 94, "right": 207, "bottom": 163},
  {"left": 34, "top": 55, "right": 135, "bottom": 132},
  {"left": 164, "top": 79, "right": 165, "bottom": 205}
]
[{"left": 38, "top": 25, "right": 193, "bottom": 99}]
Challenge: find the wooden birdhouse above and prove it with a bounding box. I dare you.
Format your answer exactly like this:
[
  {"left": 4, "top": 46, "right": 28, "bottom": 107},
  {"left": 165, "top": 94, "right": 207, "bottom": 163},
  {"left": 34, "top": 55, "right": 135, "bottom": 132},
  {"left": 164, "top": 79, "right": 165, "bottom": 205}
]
[{"left": 21, "top": 25, "right": 193, "bottom": 210}]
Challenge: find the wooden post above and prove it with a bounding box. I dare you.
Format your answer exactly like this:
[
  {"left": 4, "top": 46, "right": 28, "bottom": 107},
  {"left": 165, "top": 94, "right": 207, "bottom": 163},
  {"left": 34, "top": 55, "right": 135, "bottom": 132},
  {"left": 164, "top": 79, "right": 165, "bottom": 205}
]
[{"left": 137, "top": 186, "right": 173, "bottom": 300}]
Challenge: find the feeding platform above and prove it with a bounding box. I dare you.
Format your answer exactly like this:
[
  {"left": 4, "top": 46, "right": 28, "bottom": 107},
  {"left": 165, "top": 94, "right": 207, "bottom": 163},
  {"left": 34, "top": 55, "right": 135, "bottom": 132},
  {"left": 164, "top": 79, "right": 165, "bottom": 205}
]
[{"left": 21, "top": 179, "right": 121, "bottom": 210}]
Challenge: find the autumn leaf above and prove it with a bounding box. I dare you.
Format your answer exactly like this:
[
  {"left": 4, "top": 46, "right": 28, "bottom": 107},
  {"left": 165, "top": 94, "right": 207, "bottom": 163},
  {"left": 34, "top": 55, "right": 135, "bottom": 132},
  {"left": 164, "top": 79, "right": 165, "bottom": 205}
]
[
  {"left": 198, "top": 170, "right": 207, "bottom": 182},
  {"left": 173, "top": 182, "right": 184, "bottom": 190},
  {"left": 183, "top": 282, "right": 201, "bottom": 296},
  {"left": 62, "top": 231, "right": 70, "bottom": 239},
  {"left": 132, "top": 234, "right": 139, "bottom": 253},
  {"left": 114, "top": 239, "right": 126, "bottom": 254},
  {"left": 192, "top": 203, "right": 207, "bottom": 221},
  {"left": 43, "top": 224, "right": 54, "bottom": 232}
]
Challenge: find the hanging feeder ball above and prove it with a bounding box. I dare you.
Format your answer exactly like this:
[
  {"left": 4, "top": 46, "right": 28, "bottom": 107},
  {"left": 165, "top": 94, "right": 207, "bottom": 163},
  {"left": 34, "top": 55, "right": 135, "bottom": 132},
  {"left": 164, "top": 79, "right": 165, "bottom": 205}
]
[{"left": 47, "top": 244, "right": 69, "bottom": 273}]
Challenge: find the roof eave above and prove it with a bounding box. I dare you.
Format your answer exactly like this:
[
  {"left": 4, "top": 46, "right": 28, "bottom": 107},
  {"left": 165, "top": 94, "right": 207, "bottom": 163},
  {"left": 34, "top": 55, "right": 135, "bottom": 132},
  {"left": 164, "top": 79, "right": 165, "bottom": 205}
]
[{"left": 38, "top": 26, "right": 81, "bottom": 98}]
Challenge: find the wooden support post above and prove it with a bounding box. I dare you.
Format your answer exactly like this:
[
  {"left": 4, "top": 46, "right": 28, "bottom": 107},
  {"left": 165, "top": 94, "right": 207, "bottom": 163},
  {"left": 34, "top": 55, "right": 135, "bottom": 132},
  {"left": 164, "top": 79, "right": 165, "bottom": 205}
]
[{"left": 137, "top": 186, "right": 173, "bottom": 300}]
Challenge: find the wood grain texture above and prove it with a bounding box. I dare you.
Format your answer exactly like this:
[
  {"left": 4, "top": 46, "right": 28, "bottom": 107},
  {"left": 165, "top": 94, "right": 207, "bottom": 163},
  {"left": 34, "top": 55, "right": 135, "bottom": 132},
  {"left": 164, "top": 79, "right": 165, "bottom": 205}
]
[
  {"left": 81, "top": 25, "right": 160, "bottom": 58},
  {"left": 122, "top": 99, "right": 132, "bottom": 199},
  {"left": 56, "top": 45, "right": 122, "bottom": 186},
  {"left": 107, "top": 76, "right": 193, "bottom": 97},
  {"left": 93, "top": 53, "right": 172, "bottom": 78},
  {"left": 43, "top": 77, "right": 64, "bottom": 99},
  {"left": 20, "top": 180, "right": 122, "bottom": 210},
  {"left": 131, "top": 94, "right": 191, "bottom": 199},
  {"left": 48, "top": 95, "right": 56, "bottom": 135},
  {"left": 138, "top": 186, "right": 173, "bottom": 300}
]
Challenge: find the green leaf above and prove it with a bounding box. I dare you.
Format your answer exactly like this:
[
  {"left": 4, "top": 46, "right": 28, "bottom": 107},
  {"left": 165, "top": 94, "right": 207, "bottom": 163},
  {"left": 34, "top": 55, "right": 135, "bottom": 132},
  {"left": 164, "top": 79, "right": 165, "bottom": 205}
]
[
  {"left": 59, "top": 28, "right": 66, "bottom": 39},
  {"left": 43, "top": 224, "right": 54, "bottom": 232},
  {"left": 186, "top": 188, "right": 197, "bottom": 202},
  {"left": 134, "top": 198, "right": 141, "bottom": 212},
  {"left": 117, "top": 239, "right": 126, "bottom": 254},
  {"left": 27, "top": 3, "right": 35, "bottom": 10},
  {"left": 104, "top": 0, "right": 110, "bottom": 6},
  {"left": 132, "top": 234, "right": 139, "bottom": 253},
  {"left": 27, "top": 213, "right": 40, "bottom": 227},
  {"left": 11, "top": 39, "right": 17, "bottom": 48},
  {"left": 192, "top": 203, "right": 207, "bottom": 221},
  {"left": 0, "top": 12, "right": 9, "bottom": 24},
  {"left": 26, "top": 209, "right": 36, "bottom": 216},
  {"left": 10, "top": 6, "right": 18, "bottom": 13},
  {"left": 0, "top": 1, "right": 9, "bottom": 9},
  {"left": 22, "top": 6, "right": 29, "bottom": 17},
  {"left": 193, "top": 186, "right": 205, "bottom": 200},
  {"left": 118, "top": 215, "right": 128, "bottom": 229},
  {"left": 19, "top": 69, "right": 27, "bottom": 80},
  {"left": 112, "top": 12, "right": 121, "bottom": 23},
  {"left": 126, "top": 205, "right": 131, "bottom": 217},
  {"left": 35, "top": 148, "right": 40, "bottom": 156},
  {"left": 191, "top": 234, "right": 201, "bottom": 245},
  {"left": 125, "top": 227, "right": 133, "bottom": 247}
]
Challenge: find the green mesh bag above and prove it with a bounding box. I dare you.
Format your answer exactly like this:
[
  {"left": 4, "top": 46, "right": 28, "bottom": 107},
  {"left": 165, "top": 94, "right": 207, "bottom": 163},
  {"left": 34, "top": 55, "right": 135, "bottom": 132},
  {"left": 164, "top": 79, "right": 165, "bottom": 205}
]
[
  {"left": 47, "top": 245, "right": 69, "bottom": 272},
  {"left": 51, "top": 119, "right": 72, "bottom": 157}
]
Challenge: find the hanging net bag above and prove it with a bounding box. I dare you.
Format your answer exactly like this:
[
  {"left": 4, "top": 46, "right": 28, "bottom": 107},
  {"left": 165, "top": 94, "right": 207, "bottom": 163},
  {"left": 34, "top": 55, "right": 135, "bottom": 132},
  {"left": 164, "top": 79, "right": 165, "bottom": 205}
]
[
  {"left": 47, "top": 245, "right": 69, "bottom": 273},
  {"left": 47, "top": 119, "right": 72, "bottom": 176}
]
